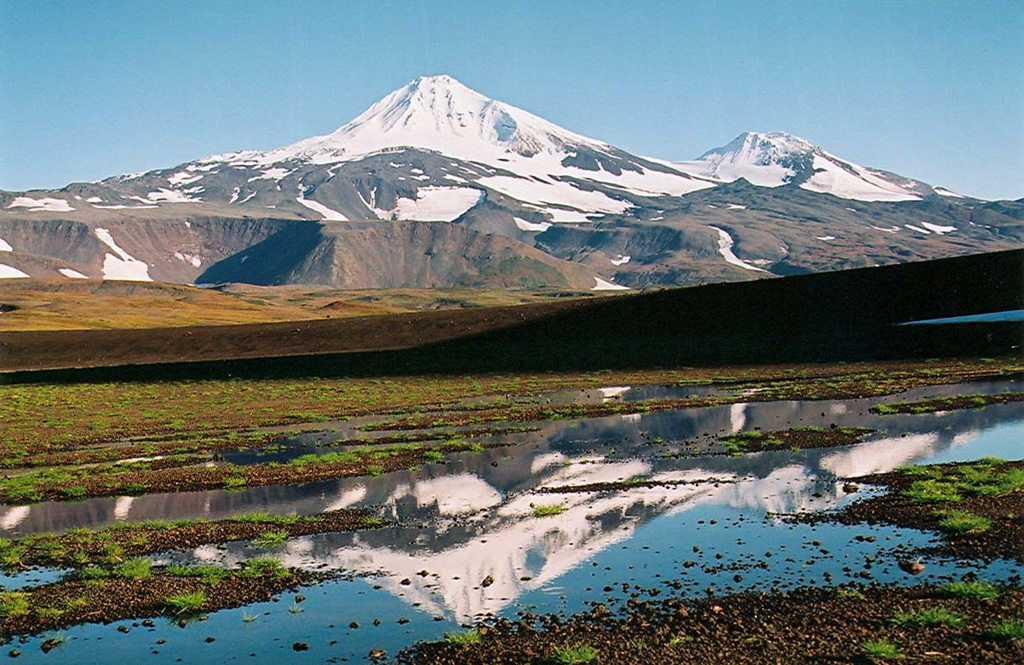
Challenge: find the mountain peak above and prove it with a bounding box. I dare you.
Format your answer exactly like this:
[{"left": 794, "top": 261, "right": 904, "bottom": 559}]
[
  {"left": 678, "top": 131, "right": 922, "bottom": 201},
  {"left": 255, "top": 75, "right": 602, "bottom": 166},
  {"left": 700, "top": 131, "right": 818, "bottom": 163}
]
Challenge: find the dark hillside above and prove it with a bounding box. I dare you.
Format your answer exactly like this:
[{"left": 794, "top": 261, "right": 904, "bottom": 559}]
[{"left": 2, "top": 249, "right": 1020, "bottom": 384}]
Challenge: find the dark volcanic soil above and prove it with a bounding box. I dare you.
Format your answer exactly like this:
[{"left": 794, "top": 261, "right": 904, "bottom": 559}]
[{"left": 397, "top": 585, "right": 1024, "bottom": 665}]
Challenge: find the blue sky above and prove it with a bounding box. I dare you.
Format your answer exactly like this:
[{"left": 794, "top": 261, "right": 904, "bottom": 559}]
[{"left": 1, "top": 0, "right": 1021, "bottom": 199}]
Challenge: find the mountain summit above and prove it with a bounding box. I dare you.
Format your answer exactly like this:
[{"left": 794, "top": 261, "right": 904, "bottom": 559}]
[{"left": 263, "top": 75, "right": 606, "bottom": 164}]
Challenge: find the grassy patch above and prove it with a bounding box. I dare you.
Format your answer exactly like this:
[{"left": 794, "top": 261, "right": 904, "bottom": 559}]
[
  {"left": 900, "top": 459, "right": 1024, "bottom": 504},
  {"left": 0, "top": 592, "right": 30, "bottom": 618},
  {"left": 935, "top": 509, "right": 992, "bottom": 535},
  {"left": 114, "top": 557, "right": 152, "bottom": 579},
  {"left": 889, "top": 607, "right": 963, "bottom": 628},
  {"left": 444, "top": 629, "right": 483, "bottom": 646}
]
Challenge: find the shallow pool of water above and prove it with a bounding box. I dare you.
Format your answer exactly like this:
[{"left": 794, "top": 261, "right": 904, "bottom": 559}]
[{"left": 2, "top": 379, "right": 1022, "bottom": 663}]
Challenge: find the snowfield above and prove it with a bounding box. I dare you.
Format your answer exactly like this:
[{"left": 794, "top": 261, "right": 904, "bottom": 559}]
[
  {"left": 378, "top": 186, "right": 483, "bottom": 222},
  {"left": 94, "top": 228, "right": 152, "bottom": 281},
  {"left": 7, "top": 196, "right": 74, "bottom": 212}
]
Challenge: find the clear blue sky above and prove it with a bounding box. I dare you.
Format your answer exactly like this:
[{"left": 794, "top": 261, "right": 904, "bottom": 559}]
[{"left": 1, "top": 0, "right": 1021, "bottom": 200}]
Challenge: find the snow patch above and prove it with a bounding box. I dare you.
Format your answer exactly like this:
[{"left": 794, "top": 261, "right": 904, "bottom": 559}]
[
  {"left": 167, "top": 171, "right": 203, "bottom": 186},
  {"left": 0, "top": 264, "right": 29, "bottom": 278},
  {"left": 0, "top": 237, "right": 11, "bottom": 252},
  {"left": 94, "top": 228, "right": 152, "bottom": 281},
  {"left": 610, "top": 255, "right": 631, "bottom": 266},
  {"left": 7, "top": 196, "right": 74, "bottom": 212},
  {"left": 479, "top": 175, "right": 630, "bottom": 217},
  {"left": 708, "top": 226, "right": 767, "bottom": 272},
  {"left": 145, "top": 188, "right": 202, "bottom": 203},
  {"left": 816, "top": 235, "right": 836, "bottom": 241},
  {"left": 86, "top": 196, "right": 104, "bottom": 203},
  {"left": 933, "top": 187, "right": 964, "bottom": 198},
  {"left": 296, "top": 188, "right": 349, "bottom": 220},
  {"left": 229, "top": 187, "right": 241, "bottom": 204},
  {"left": 593, "top": 276, "right": 629, "bottom": 291},
  {"left": 248, "top": 167, "right": 291, "bottom": 182},
  {"left": 174, "top": 252, "right": 202, "bottom": 268},
  {"left": 59, "top": 268, "right": 89, "bottom": 279},
  {"left": 920, "top": 221, "right": 956, "bottom": 235},
  {"left": 513, "top": 217, "right": 552, "bottom": 232},
  {"left": 727, "top": 204, "right": 747, "bottom": 210},
  {"left": 905, "top": 224, "right": 931, "bottom": 234},
  {"left": 871, "top": 225, "right": 900, "bottom": 234}
]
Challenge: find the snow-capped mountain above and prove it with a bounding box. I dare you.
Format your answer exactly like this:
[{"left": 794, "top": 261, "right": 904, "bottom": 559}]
[
  {"left": 675, "top": 131, "right": 935, "bottom": 202},
  {"left": 0, "top": 76, "right": 1020, "bottom": 290}
]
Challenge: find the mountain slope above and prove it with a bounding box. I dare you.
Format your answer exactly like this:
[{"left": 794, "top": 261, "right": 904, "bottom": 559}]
[{"left": 0, "top": 76, "right": 1020, "bottom": 290}]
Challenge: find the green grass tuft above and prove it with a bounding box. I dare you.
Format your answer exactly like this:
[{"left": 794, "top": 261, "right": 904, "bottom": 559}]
[
  {"left": 941, "top": 581, "right": 1000, "bottom": 600},
  {"left": 444, "top": 629, "right": 482, "bottom": 646},
  {"left": 861, "top": 639, "right": 903, "bottom": 661},
  {"left": 989, "top": 620, "right": 1024, "bottom": 640},
  {"left": 251, "top": 530, "right": 289, "bottom": 548},
  {"left": 0, "top": 592, "right": 30, "bottom": 618},
  {"left": 532, "top": 504, "right": 567, "bottom": 518},
  {"left": 551, "top": 643, "right": 599, "bottom": 664},
  {"left": 935, "top": 509, "right": 992, "bottom": 535},
  {"left": 114, "top": 557, "right": 152, "bottom": 579},
  {"left": 163, "top": 591, "right": 207, "bottom": 616},
  {"left": 889, "top": 607, "right": 963, "bottom": 628}
]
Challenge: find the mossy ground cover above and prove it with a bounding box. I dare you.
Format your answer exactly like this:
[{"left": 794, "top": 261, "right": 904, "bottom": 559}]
[
  {"left": 871, "top": 392, "right": 1024, "bottom": 415},
  {"left": 0, "top": 439, "right": 503, "bottom": 504},
  {"left": 396, "top": 584, "right": 1024, "bottom": 665},
  {"left": 0, "top": 509, "right": 380, "bottom": 570},
  {"left": 717, "top": 426, "right": 875, "bottom": 454}
]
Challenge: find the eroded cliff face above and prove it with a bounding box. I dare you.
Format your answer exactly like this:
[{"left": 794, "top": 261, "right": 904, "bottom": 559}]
[{"left": 0, "top": 216, "right": 600, "bottom": 290}]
